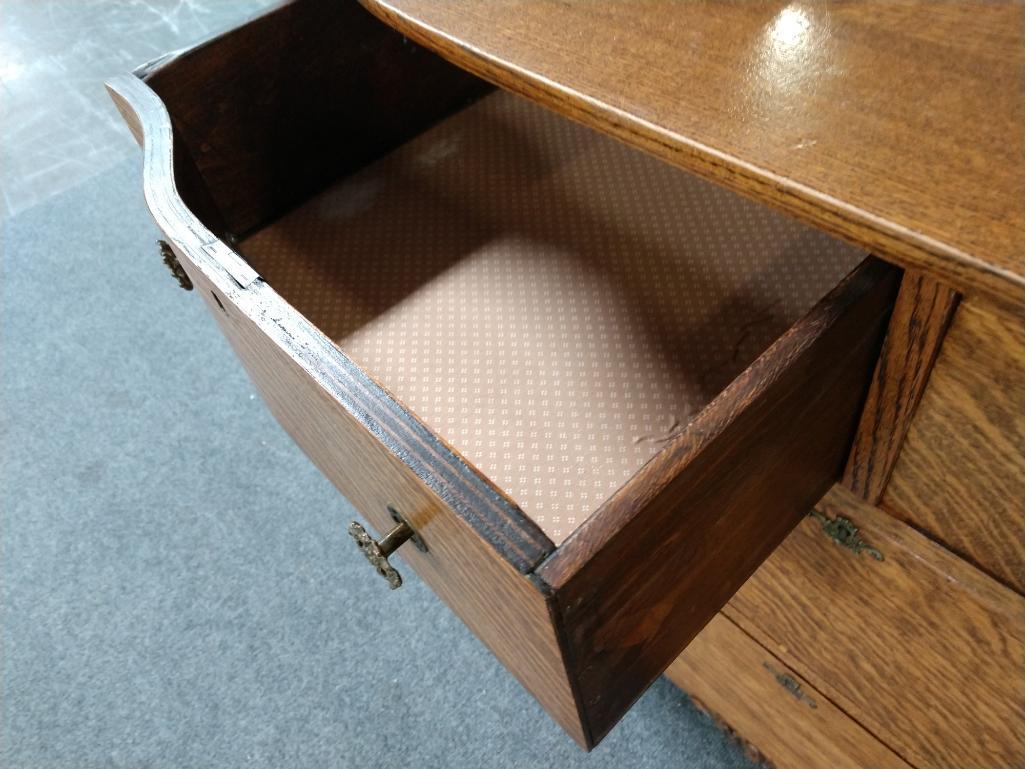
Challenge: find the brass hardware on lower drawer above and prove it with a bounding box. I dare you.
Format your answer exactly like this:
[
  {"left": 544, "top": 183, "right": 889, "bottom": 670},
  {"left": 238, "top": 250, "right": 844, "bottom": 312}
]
[
  {"left": 810, "top": 509, "right": 883, "bottom": 561},
  {"left": 347, "top": 506, "right": 426, "bottom": 589},
  {"left": 763, "top": 661, "right": 818, "bottom": 709},
  {"left": 158, "top": 239, "right": 193, "bottom": 291}
]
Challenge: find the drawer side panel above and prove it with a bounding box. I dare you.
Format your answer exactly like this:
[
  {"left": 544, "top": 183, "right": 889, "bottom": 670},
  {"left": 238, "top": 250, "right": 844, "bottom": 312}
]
[
  {"left": 107, "top": 72, "right": 584, "bottom": 744},
  {"left": 185, "top": 252, "right": 587, "bottom": 747}
]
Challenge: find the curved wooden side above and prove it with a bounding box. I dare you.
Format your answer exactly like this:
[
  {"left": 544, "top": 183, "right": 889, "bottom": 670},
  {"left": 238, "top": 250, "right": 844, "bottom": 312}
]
[
  {"left": 104, "top": 74, "right": 553, "bottom": 573},
  {"left": 105, "top": 73, "right": 593, "bottom": 744}
]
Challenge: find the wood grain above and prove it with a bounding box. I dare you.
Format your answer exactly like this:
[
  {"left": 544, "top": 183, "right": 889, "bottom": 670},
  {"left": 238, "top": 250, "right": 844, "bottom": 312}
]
[
  {"left": 143, "top": 0, "right": 491, "bottom": 238},
  {"left": 537, "top": 259, "right": 899, "bottom": 744},
  {"left": 843, "top": 270, "right": 959, "bottom": 503},
  {"left": 726, "top": 484, "right": 1025, "bottom": 769},
  {"left": 666, "top": 614, "right": 911, "bottom": 769},
  {"left": 112, "top": 64, "right": 909, "bottom": 749},
  {"left": 198, "top": 271, "right": 588, "bottom": 746},
  {"left": 882, "top": 299, "right": 1025, "bottom": 593},
  {"left": 108, "top": 68, "right": 552, "bottom": 573},
  {"left": 362, "top": 0, "right": 1025, "bottom": 310},
  {"left": 106, "top": 74, "right": 589, "bottom": 745}
]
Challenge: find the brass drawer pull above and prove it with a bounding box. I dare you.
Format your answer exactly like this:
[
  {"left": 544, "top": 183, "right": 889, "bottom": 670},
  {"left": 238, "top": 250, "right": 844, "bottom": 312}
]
[
  {"left": 347, "top": 506, "right": 426, "bottom": 589},
  {"left": 158, "top": 239, "right": 193, "bottom": 291}
]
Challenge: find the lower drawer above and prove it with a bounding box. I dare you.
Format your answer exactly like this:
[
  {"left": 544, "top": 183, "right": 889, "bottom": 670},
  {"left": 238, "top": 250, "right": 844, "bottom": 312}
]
[
  {"left": 107, "top": 0, "right": 897, "bottom": 748},
  {"left": 673, "top": 484, "right": 1025, "bottom": 768},
  {"left": 667, "top": 613, "right": 910, "bottom": 769}
]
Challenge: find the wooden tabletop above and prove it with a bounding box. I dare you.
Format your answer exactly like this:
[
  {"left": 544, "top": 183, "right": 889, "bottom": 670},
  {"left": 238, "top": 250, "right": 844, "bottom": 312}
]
[{"left": 362, "top": 1, "right": 1025, "bottom": 309}]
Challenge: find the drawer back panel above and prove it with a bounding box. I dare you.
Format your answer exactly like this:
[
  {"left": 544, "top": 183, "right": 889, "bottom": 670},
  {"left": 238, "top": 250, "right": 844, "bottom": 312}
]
[{"left": 143, "top": 0, "right": 491, "bottom": 239}]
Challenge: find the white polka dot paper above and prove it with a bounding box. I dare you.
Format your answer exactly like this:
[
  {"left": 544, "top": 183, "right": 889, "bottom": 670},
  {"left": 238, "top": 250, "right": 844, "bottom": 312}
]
[{"left": 241, "top": 91, "right": 864, "bottom": 544}]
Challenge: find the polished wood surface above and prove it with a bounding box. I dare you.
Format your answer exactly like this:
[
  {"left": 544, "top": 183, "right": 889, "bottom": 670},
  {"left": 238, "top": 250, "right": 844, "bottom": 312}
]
[
  {"left": 725, "top": 485, "right": 1025, "bottom": 769},
  {"left": 843, "top": 270, "right": 959, "bottom": 503},
  {"left": 106, "top": 74, "right": 588, "bottom": 746},
  {"left": 363, "top": 0, "right": 1025, "bottom": 309},
  {"left": 667, "top": 614, "right": 911, "bottom": 769},
  {"left": 537, "top": 259, "right": 898, "bottom": 743},
  {"left": 882, "top": 299, "right": 1025, "bottom": 593},
  {"left": 144, "top": 0, "right": 491, "bottom": 238}
]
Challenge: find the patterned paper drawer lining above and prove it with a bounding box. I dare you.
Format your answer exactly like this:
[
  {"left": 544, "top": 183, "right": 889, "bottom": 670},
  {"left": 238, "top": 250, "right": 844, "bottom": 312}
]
[{"left": 241, "top": 90, "right": 864, "bottom": 544}]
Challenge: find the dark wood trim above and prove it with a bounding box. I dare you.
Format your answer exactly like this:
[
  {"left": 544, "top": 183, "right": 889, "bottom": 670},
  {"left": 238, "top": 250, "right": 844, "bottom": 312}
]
[
  {"left": 537, "top": 258, "right": 900, "bottom": 743},
  {"left": 843, "top": 270, "right": 960, "bottom": 503},
  {"left": 141, "top": 0, "right": 493, "bottom": 238},
  {"left": 105, "top": 72, "right": 553, "bottom": 572}
]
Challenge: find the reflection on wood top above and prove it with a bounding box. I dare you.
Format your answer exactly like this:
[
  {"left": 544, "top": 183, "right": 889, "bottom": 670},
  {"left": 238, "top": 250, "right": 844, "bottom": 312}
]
[{"left": 362, "top": 0, "right": 1025, "bottom": 309}]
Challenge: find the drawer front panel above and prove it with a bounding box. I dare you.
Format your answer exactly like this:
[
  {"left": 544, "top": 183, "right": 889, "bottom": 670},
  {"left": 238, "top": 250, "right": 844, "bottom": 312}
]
[
  {"left": 725, "top": 484, "right": 1025, "bottom": 768},
  {"left": 881, "top": 298, "right": 1025, "bottom": 593},
  {"left": 666, "top": 614, "right": 910, "bottom": 769},
  {"left": 178, "top": 243, "right": 587, "bottom": 746}
]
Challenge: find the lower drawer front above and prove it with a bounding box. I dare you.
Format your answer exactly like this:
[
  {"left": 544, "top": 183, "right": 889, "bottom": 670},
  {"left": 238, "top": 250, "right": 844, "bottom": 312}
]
[
  {"left": 712, "top": 484, "right": 1025, "bottom": 769},
  {"left": 179, "top": 254, "right": 586, "bottom": 746},
  {"left": 666, "top": 614, "right": 910, "bottom": 769}
]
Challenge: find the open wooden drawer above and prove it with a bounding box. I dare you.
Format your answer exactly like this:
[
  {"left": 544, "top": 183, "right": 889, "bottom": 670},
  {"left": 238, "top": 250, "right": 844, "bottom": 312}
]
[{"left": 107, "top": 0, "right": 898, "bottom": 748}]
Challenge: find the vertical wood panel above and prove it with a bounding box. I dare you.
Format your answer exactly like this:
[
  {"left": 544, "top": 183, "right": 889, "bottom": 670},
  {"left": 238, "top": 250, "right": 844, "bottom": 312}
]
[
  {"left": 843, "top": 270, "right": 959, "bottom": 503},
  {"left": 882, "top": 299, "right": 1025, "bottom": 593}
]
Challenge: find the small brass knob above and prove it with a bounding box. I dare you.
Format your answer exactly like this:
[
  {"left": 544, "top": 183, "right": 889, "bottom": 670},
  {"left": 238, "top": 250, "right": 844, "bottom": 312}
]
[{"left": 347, "top": 507, "right": 426, "bottom": 589}]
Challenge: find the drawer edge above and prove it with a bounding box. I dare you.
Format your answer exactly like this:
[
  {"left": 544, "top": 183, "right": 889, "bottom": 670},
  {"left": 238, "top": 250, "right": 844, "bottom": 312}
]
[
  {"left": 105, "top": 72, "right": 554, "bottom": 572},
  {"left": 538, "top": 257, "right": 900, "bottom": 744}
]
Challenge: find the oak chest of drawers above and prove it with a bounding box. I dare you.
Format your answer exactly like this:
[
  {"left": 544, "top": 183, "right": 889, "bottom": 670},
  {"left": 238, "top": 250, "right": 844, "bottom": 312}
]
[{"left": 109, "top": 0, "right": 1025, "bottom": 763}]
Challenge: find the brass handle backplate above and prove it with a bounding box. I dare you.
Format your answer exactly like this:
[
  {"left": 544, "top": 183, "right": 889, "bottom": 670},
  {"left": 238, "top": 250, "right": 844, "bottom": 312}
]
[
  {"left": 809, "top": 509, "right": 883, "bottom": 561},
  {"left": 347, "top": 506, "right": 426, "bottom": 589}
]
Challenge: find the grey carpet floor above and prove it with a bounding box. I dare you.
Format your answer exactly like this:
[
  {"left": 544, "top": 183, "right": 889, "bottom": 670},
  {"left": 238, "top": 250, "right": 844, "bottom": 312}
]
[{"left": 0, "top": 155, "right": 760, "bottom": 769}]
